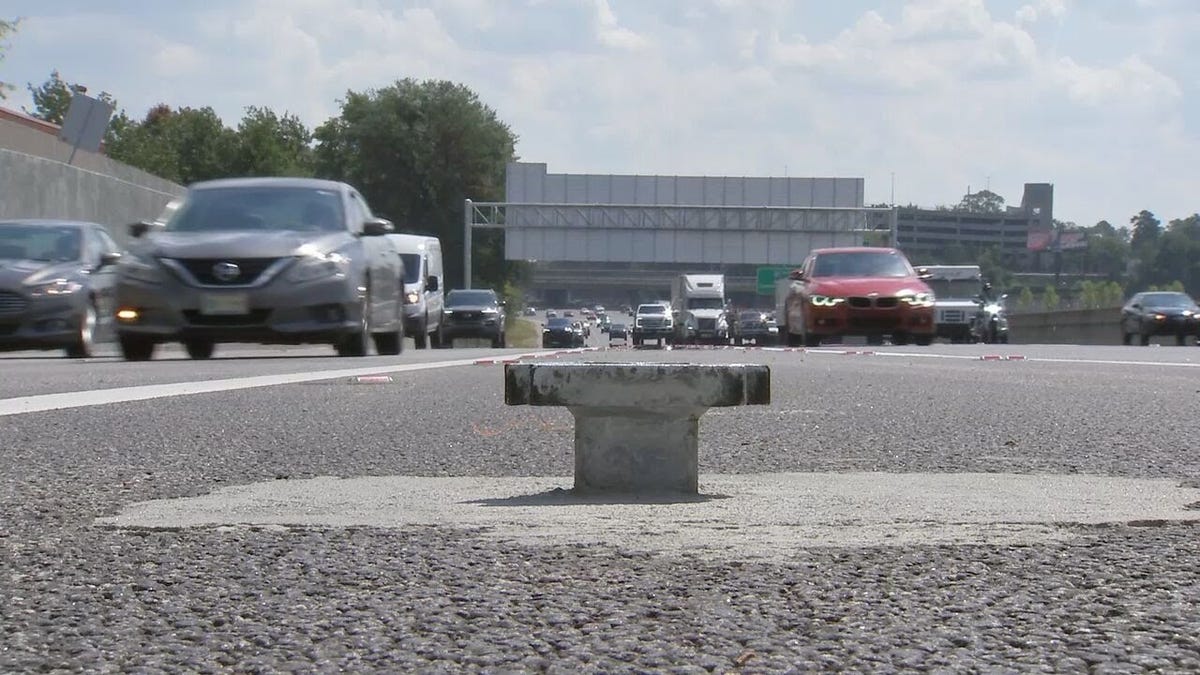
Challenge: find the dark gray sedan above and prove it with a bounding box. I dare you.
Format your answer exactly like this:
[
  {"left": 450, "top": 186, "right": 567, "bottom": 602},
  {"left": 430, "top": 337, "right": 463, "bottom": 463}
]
[
  {"left": 114, "top": 177, "right": 405, "bottom": 360},
  {"left": 0, "top": 219, "right": 123, "bottom": 357}
]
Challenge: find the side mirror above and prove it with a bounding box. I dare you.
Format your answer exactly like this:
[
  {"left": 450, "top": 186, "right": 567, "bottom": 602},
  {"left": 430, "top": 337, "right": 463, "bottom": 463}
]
[
  {"left": 362, "top": 217, "right": 394, "bottom": 236},
  {"left": 788, "top": 269, "right": 805, "bottom": 281},
  {"left": 426, "top": 276, "right": 439, "bottom": 292},
  {"left": 99, "top": 251, "right": 122, "bottom": 268},
  {"left": 128, "top": 221, "right": 155, "bottom": 238},
  {"left": 1131, "top": 303, "right": 1141, "bottom": 310},
  {"left": 916, "top": 267, "right": 933, "bottom": 280}
]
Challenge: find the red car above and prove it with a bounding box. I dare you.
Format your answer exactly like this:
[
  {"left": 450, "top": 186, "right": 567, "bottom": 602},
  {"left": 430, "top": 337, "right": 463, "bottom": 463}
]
[{"left": 778, "top": 247, "right": 936, "bottom": 347}]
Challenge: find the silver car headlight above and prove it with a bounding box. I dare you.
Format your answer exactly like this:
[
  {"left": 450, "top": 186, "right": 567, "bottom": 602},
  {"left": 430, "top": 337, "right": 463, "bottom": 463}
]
[
  {"left": 28, "top": 278, "right": 83, "bottom": 297},
  {"left": 901, "top": 292, "right": 935, "bottom": 308},
  {"left": 286, "top": 251, "right": 349, "bottom": 283},
  {"left": 118, "top": 252, "right": 164, "bottom": 284}
]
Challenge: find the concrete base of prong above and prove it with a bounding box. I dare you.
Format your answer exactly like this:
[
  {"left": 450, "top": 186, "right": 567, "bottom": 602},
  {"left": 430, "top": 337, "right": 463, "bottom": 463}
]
[
  {"left": 505, "top": 362, "right": 770, "bottom": 495},
  {"left": 570, "top": 406, "right": 703, "bottom": 494}
]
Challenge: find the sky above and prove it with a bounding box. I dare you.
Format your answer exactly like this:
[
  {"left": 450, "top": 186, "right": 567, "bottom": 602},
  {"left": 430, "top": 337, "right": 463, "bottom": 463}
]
[{"left": 2, "top": 0, "right": 1197, "bottom": 228}]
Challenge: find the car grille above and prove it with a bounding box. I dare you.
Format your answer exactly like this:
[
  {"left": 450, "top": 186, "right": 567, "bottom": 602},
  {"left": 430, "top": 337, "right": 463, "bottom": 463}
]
[
  {"left": 697, "top": 318, "right": 717, "bottom": 330},
  {"left": 639, "top": 317, "right": 666, "bottom": 327},
  {"left": 849, "top": 296, "right": 899, "bottom": 309},
  {"left": 0, "top": 291, "right": 28, "bottom": 316},
  {"left": 940, "top": 310, "right": 966, "bottom": 323},
  {"left": 740, "top": 321, "right": 763, "bottom": 329},
  {"left": 450, "top": 310, "right": 484, "bottom": 321},
  {"left": 171, "top": 258, "right": 281, "bottom": 286},
  {"left": 183, "top": 310, "right": 271, "bottom": 326}
]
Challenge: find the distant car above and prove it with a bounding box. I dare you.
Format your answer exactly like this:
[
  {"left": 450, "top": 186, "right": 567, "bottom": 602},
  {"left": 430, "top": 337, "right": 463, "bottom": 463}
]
[
  {"left": 563, "top": 310, "right": 575, "bottom": 318},
  {"left": 1120, "top": 291, "right": 1200, "bottom": 346},
  {"left": 442, "top": 288, "right": 506, "bottom": 347},
  {"left": 733, "top": 310, "right": 773, "bottom": 346},
  {"left": 608, "top": 322, "right": 628, "bottom": 341},
  {"left": 598, "top": 313, "right": 612, "bottom": 333},
  {"left": 542, "top": 317, "right": 582, "bottom": 348},
  {"left": 114, "top": 177, "right": 405, "bottom": 361},
  {"left": 546, "top": 310, "right": 558, "bottom": 318},
  {"left": 778, "top": 247, "right": 936, "bottom": 347},
  {"left": 523, "top": 307, "right": 537, "bottom": 316},
  {"left": 0, "top": 219, "right": 123, "bottom": 357}
]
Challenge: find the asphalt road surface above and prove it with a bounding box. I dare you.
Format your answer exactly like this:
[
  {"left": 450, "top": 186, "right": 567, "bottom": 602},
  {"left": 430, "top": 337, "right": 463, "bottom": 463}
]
[{"left": 3, "top": 341, "right": 1200, "bottom": 672}]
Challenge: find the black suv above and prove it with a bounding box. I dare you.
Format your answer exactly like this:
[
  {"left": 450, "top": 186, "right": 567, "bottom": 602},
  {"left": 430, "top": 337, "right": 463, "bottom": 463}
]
[{"left": 442, "top": 288, "right": 506, "bottom": 347}]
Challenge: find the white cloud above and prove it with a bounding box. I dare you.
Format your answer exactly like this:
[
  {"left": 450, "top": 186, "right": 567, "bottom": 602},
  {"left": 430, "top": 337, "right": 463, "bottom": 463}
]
[{"left": 1, "top": 0, "right": 1195, "bottom": 227}]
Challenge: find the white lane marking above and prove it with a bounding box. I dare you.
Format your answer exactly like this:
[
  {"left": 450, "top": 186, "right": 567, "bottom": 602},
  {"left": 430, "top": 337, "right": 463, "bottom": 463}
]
[
  {"left": 0, "top": 354, "right": 522, "bottom": 417},
  {"left": 790, "top": 347, "right": 1200, "bottom": 368}
]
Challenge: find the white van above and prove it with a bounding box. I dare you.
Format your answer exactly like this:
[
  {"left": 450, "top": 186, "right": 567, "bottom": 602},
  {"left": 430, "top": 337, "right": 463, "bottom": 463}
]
[{"left": 385, "top": 233, "right": 444, "bottom": 349}]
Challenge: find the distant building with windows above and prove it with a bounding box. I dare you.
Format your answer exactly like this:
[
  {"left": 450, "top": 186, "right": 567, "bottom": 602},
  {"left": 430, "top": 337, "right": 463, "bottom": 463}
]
[{"left": 893, "top": 183, "right": 1054, "bottom": 266}]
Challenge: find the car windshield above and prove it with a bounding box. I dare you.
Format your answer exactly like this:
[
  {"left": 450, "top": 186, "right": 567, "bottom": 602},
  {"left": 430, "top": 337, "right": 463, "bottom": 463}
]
[
  {"left": 446, "top": 290, "right": 497, "bottom": 307},
  {"left": 687, "top": 298, "right": 724, "bottom": 310},
  {"left": 811, "top": 251, "right": 913, "bottom": 278},
  {"left": 547, "top": 318, "right": 571, "bottom": 328},
  {"left": 399, "top": 254, "right": 422, "bottom": 284},
  {"left": 637, "top": 305, "right": 665, "bottom": 314},
  {"left": 1139, "top": 292, "right": 1195, "bottom": 308},
  {"left": 0, "top": 223, "right": 81, "bottom": 262},
  {"left": 739, "top": 311, "right": 763, "bottom": 321},
  {"left": 166, "top": 187, "right": 346, "bottom": 233},
  {"left": 926, "top": 278, "right": 982, "bottom": 299}
]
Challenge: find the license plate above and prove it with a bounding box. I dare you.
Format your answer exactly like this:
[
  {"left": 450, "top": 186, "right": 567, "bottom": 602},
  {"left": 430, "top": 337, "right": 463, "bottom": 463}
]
[{"left": 200, "top": 293, "right": 249, "bottom": 315}]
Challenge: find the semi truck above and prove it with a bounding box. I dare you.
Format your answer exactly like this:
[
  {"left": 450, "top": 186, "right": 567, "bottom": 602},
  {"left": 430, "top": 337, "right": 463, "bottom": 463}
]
[{"left": 670, "top": 274, "right": 729, "bottom": 345}]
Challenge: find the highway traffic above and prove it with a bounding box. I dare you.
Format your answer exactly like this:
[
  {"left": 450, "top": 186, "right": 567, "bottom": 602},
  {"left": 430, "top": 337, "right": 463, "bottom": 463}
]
[{"left": 3, "top": 339, "right": 1200, "bottom": 671}]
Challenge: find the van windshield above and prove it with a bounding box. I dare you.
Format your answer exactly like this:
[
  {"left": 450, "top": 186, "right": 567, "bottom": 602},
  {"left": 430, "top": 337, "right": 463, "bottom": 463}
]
[{"left": 399, "top": 254, "right": 422, "bottom": 284}]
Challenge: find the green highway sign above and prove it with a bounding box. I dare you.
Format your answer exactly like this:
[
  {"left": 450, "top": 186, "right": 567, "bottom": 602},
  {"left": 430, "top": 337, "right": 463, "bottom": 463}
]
[{"left": 756, "top": 266, "right": 795, "bottom": 295}]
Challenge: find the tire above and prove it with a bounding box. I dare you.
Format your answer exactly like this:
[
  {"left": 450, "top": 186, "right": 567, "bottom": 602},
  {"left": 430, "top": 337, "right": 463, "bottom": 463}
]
[
  {"left": 65, "top": 300, "right": 98, "bottom": 358},
  {"left": 118, "top": 334, "right": 155, "bottom": 361},
  {"left": 866, "top": 335, "right": 884, "bottom": 346},
  {"left": 336, "top": 292, "right": 371, "bottom": 357},
  {"left": 1140, "top": 333, "right": 1150, "bottom": 346},
  {"left": 892, "top": 332, "right": 910, "bottom": 346},
  {"left": 1121, "top": 331, "right": 1132, "bottom": 346},
  {"left": 374, "top": 328, "right": 402, "bottom": 355},
  {"left": 915, "top": 335, "right": 933, "bottom": 346},
  {"left": 184, "top": 339, "right": 215, "bottom": 360},
  {"left": 414, "top": 317, "right": 428, "bottom": 349}
]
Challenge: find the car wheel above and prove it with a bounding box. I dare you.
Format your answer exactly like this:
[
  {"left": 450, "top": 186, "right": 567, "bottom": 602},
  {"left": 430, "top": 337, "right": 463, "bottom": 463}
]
[
  {"left": 373, "top": 304, "right": 403, "bottom": 356},
  {"left": 1140, "top": 333, "right": 1150, "bottom": 346},
  {"left": 337, "top": 292, "right": 371, "bottom": 357},
  {"left": 866, "top": 334, "right": 884, "bottom": 346},
  {"left": 184, "top": 339, "right": 215, "bottom": 360},
  {"left": 892, "top": 332, "right": 910, "bottom": 346},
  {"left": 414, "top": 316, "right": 428, "bottom": 350},
  {"left": 915, "top": 335, "right": 933, "bottom": 346},
  {"left": 65, "top": 300, "right": 98, "bottom": 358},
  {"left": 118, "top": 334, "right": 155, "bottom": 361},
  {"left": 1121, "top": 331, "right": 1132, "bottom": 346}
]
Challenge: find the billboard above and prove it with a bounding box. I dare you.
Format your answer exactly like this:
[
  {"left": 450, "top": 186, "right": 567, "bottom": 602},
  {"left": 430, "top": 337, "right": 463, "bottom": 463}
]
[{"left": 1027, "top": 229, "right": 1086, "bottom": 252}]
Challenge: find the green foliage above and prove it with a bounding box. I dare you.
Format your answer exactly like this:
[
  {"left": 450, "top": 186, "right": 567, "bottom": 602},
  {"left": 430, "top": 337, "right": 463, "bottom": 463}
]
[
  {"left": 313, "top": 78, "right": 518, "bottom": 289},
  {"left": 231, "top": 106, "right": 313, "bottom": 177},
  {"left": 1016, "top": 287, "right": 1035, "bottom": 311},
  {"left": 1147, "top": 281, "right": 1185, "bottom": 293},
  {"left": 1041, "top": 286, "right": 1061, "bottom": 310},
  {"left": 1074, "top": 280, "right": 1126, "bottom": 309},
  {"left": 0, "top": 18, "right": 18, "bottom": 99},
  {"left": 956, "top": 189, "right": 1005, "bottom": 213}
]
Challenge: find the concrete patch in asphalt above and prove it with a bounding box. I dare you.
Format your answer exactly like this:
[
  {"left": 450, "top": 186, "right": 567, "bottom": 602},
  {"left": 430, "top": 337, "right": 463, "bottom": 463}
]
[{"left": 94, "top": 473, "right": 1200, "bottom": 560}]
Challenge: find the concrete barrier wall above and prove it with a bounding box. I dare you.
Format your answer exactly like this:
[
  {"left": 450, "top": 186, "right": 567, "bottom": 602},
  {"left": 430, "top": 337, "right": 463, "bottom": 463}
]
[
  {"left": 1009, "top": 307, "right": 1123, "bottom": 345},
  {"left": 0, "top": 148, "right": 184, "bottom": 249}
]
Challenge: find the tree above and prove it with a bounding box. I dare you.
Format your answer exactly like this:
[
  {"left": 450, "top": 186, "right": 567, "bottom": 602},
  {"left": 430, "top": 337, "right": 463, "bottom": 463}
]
[
  {"left": 1041, "top": 286, "right": 1061, "bottom": 310},
  {"left": 0, "top": 18, "right": 17, "bottom": 99},
  {"left": 1129, "top": 210, "right": 1161, "bottom": 254},
  {"left": 25, "top": 70, "right": 119, "bottom": 125},
  {"left": 106, "top": 104, "right": 237, "bottom": 184},
  {"left": 314, "top": 78, "right": 519, "bottom": 288},
  {"left": 956, "top": 189, "right": 1005, "bottom": 213},
  {"left": 231, "top": 106, "right": 314, "bottom": 177},
  {"left": 1016, "top": 287, "right": 1035, "bottom": 312}
]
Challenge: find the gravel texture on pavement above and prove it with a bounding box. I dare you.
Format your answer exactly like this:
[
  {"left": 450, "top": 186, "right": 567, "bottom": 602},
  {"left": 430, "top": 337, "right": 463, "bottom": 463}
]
[{"left": 2, "top": 345, "right": 1200, "bottom": 672}]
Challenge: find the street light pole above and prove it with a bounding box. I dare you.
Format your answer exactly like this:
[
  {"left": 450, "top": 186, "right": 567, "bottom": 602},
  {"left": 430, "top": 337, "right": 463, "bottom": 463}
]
[{"left": 463, "top": 199, "right": 473, "bottom": 290}]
